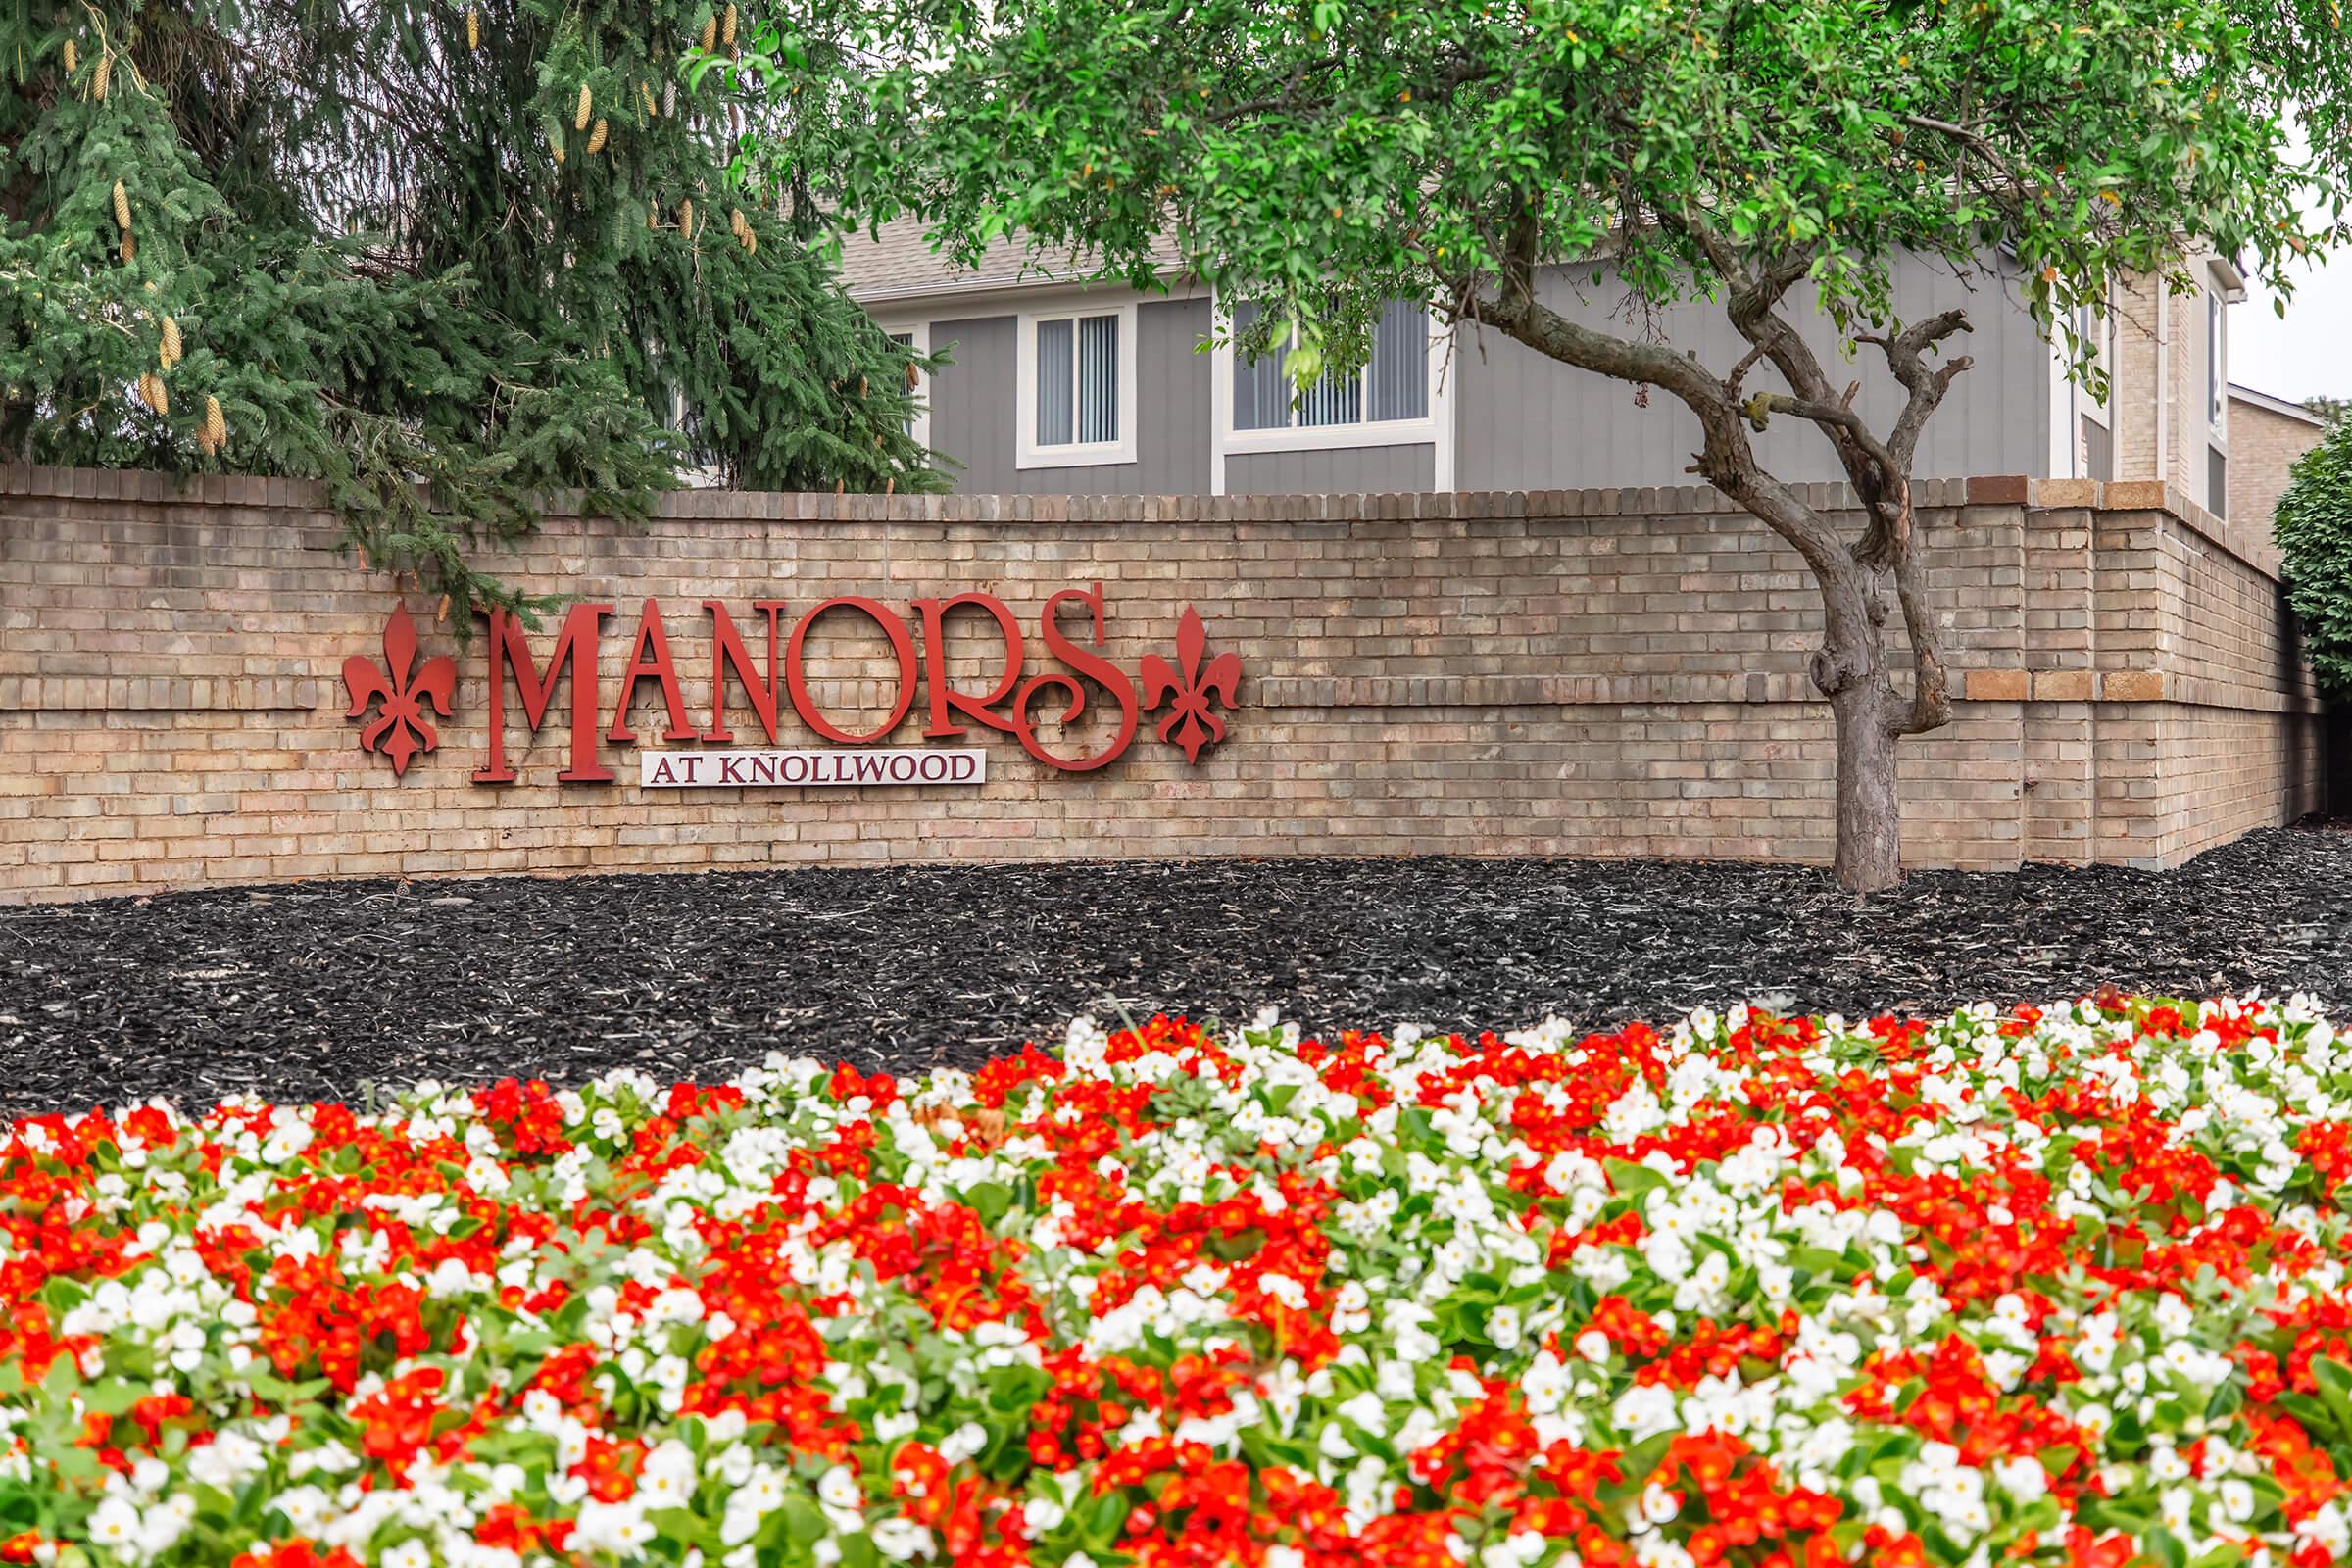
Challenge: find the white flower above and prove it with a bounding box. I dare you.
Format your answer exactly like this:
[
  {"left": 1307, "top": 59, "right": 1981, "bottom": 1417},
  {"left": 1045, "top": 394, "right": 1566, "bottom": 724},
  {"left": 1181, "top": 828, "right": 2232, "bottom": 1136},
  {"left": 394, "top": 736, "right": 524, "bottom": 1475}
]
[
  {"left": 1614, "top": 1385, "right": 1681, "bottom": 1443},
  {"left": 870, "top": 1518, "right": 935, "bottom": 1560},
  {"left": 85, "top": 1497, "right": 144, "bottom": 1559},
  {"left": 818, "top": 1465, "right": 864, "bottom": 1513},
  {"left": 1992, "top": 1456, "right": 2047, "bottom": 1502},
  {"left": 1520, "top": 1351, "right": 1569, "bottom": 1414}
]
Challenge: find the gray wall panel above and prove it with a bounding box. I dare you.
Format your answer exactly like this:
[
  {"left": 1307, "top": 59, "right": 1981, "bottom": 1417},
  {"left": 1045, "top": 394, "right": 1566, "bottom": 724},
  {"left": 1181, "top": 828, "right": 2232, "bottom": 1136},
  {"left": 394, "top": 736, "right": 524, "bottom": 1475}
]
[
  {"left": 1455, "top": 255, "right": 2052, "bottom": 491},
  {"left": 1226, "top": 445, "right": 1437, "bottom": 494},
  {"left": 928, "top": 299, "right": 1210, "bottom": 493}
]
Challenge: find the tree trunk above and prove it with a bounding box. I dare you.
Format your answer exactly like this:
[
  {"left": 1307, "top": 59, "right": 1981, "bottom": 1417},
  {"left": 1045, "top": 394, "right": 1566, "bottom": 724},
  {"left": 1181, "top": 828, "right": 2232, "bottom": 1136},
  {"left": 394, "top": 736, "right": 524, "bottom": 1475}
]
[
  {"left": 1810, "top": 571, "right": 1906, "bottom": 894},
  {"left": 1829, "top": 682, "right": 1903, "bottom": 892}
]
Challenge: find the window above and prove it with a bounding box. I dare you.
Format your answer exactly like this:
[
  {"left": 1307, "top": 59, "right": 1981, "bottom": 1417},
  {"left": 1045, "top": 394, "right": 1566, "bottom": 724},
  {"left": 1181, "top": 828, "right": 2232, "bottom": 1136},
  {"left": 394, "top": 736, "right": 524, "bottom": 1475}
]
[
  {"left": 880, "top": 322, "right": 930, "bottom": 451},
  {"left": 1231, "top": 301, "right": 1430, "bottom": 433},
  {"left": 1016, "top": 302, "right": 1136, "bottom": 467},
  {"left": 2208, "top": 292, "right": 2226, "bottom": 429},
  {"left": 2082, "top": 415, "right": 2112, "bottom": 483}
]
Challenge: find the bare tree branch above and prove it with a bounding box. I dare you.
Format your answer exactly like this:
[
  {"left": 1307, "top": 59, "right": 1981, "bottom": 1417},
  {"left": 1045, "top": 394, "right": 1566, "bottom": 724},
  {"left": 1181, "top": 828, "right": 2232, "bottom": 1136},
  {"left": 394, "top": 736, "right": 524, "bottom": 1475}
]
[{"left": 1452, "top": 210, "right": 1856, "bottom": 585}]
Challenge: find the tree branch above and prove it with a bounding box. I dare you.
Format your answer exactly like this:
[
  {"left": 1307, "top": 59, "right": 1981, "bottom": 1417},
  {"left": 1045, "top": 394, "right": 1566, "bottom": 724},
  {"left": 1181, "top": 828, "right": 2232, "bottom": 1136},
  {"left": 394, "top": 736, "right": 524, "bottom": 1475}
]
[{"left": 1451, "top": 211, "right": 1855, "bottom": 585}]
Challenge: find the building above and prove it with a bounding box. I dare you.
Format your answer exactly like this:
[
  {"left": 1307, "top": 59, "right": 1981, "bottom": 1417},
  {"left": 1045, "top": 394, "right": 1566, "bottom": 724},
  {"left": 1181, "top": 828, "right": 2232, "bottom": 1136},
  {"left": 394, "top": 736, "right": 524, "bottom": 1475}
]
[
  {"left": 2226, "top": 382, "right": 2330, "bottom": 532},
  {"left": 841, "top": 219, "right": 2307, "bottom": 514}
]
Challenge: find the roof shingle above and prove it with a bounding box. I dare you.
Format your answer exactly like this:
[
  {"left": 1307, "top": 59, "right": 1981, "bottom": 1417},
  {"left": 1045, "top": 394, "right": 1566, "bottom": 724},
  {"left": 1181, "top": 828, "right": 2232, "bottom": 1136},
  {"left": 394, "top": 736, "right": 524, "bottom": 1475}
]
[{"left": 834, "top": 216, "right": 1186, "bottom": 305}]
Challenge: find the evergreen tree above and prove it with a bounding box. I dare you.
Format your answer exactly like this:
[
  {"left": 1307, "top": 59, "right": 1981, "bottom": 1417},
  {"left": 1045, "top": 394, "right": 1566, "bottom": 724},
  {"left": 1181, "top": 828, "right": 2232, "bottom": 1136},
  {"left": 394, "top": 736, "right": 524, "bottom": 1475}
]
[{"left": 1, "top": 0, "right": 937, "bottom": 618}]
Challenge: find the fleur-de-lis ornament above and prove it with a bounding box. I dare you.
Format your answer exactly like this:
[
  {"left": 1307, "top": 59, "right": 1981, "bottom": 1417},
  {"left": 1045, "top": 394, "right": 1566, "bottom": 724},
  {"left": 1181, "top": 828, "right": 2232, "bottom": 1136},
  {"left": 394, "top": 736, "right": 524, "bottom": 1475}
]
[
  {"left": 344, "top": 603, "right": 458, "bottom": 776},
  {"left": 1141, "top": 607, "right": 1241, "bottom": 763}
]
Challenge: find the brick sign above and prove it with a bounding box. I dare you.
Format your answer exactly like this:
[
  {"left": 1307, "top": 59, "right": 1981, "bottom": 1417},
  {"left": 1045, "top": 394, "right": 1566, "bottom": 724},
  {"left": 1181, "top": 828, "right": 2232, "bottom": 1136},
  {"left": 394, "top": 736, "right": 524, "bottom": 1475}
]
[{"left": 341, "top": 586, "right": 1240, "bottom": 786}]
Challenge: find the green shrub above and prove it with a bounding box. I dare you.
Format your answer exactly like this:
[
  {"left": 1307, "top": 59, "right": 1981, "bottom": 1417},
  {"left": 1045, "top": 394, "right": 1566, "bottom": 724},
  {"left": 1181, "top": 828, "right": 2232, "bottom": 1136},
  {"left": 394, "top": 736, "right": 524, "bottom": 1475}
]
[{"left": 2277, "top": 414, "right": 2352, "bottom": 699}]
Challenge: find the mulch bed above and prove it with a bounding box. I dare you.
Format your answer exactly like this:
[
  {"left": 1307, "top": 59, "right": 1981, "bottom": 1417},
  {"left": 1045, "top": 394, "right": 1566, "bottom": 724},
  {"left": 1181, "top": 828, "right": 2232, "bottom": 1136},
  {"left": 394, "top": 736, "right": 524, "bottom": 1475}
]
[{"left": 1, "top": 825, "right": 2347, "bottom": 1119}]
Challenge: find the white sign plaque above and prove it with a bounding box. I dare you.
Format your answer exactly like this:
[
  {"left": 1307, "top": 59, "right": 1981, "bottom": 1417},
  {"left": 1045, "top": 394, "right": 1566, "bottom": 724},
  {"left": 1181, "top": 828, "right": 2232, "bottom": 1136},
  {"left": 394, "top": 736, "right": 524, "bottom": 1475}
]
[{"left": 638, "top": 749, "right": 987, "bottom": 789}]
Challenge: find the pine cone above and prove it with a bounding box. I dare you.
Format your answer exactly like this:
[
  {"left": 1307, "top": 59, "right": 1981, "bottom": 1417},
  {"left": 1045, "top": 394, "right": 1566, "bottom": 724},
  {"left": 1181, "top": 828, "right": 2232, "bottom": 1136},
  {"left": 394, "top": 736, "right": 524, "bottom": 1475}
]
[
  {"left": 119, "top": 232, "right": 135, "bottom": 263},
  {"left": 551, "top": 122, "right": 566, "bottom": 164},
  {"left": 91, "top": 53, "right": 109, "bottom": 100},
  {"left": 677, "top": 197, "right": 694, "bottom": 236},
  {"left": 721, "top": 4, "right": 738, "bottom": 44},
  {"left": 203, "top": 395, "right": 226, "bottom": 447},
  {"left": 436, "top": 594, "right": 452, "bottom": 623},
  {"left": 586, "top": 118, "right": 609, "bottom": 154},
  {"left": 648, "top": 199, "right": 661, "bottom": 229},
  {"left": 574, "top": 84, "right": 592, "bottom": 130},
  {"left": 137, "top": 372, "right": 161, "bottom": 415},
  {"left": 700, "top": 15, "right": 717, "bottom": 50},
  {"left": 662, "top": 81, "right": 676, "bottom": 117},
  {"left": 112, "top": 179, "right": 130, "bottom": 230},
  {"left": 160, "top": 316, "right": 181, "bottom": 367},
  {"left": 62, "top": 39, "right": 75, "bottom": 74},
  {"left": 640, "top": 80, "right": 657, "bottom": 118},
  {"left": 466, "top": 6, "right": 480, "bottom": 49}
]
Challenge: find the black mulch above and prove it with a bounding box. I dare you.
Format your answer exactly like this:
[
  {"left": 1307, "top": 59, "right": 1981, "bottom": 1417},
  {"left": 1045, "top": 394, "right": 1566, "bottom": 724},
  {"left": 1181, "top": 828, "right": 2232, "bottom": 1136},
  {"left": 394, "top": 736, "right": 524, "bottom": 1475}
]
[{"left": 1, "top": 824, "right": 2348, "bottom": 1118}]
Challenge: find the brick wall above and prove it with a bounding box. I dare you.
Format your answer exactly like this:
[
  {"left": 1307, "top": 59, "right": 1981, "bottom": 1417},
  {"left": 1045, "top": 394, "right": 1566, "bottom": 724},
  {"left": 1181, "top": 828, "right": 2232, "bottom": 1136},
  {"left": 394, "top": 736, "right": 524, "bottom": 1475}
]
[
  {"left": 0, "top": 466, "right": 2328, "bottom": 902},
  {"left": 2228, "top": 396, "right": 2327, "bottom": 537}
]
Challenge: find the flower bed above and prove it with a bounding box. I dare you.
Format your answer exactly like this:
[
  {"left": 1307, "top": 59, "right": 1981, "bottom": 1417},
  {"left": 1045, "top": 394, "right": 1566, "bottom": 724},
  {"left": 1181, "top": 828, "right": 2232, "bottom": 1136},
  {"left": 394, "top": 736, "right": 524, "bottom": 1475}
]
[{"left": 3, "top": 994, "right": 2351, "bottom": 1568}]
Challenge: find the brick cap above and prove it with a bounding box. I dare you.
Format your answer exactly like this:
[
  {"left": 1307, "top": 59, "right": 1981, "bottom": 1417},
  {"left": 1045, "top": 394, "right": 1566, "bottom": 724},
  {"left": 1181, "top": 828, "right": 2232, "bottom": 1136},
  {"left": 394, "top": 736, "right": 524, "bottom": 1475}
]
[
  {"left": 0, "top": 464, "right": 2264, "bottom": 573},
  {"left": 1, "top": 463, "right": 1978, "bottom": 525}
]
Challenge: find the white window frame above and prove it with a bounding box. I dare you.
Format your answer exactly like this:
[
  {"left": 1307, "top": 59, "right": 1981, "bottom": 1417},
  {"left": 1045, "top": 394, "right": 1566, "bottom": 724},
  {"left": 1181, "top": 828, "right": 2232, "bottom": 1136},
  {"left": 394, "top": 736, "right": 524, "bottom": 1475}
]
[
  {"left": 1210, "top": 293, "right": 1452, "bottom": 467},
  {"left": 2206, "top": 290, "right": 2228, "bottom": 436},
  {"left": 1015, "top": 298, "right": 1138, "bottom": 469},
  {"left": 876, "top": 319, "right": 931, "bottom": 454}
]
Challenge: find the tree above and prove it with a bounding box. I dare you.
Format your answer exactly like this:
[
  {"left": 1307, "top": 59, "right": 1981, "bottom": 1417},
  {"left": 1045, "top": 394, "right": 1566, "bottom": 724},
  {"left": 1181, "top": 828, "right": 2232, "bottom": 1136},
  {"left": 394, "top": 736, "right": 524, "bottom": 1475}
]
[
  {"left": 1, "top": 0, "right": 938, "bottom": 620},
  {"left": 759, "top": 0, "right": 2351, "bottom": 889},
  {"left": 2277, "top": 416, "right": 2352, "bottom": 700}
]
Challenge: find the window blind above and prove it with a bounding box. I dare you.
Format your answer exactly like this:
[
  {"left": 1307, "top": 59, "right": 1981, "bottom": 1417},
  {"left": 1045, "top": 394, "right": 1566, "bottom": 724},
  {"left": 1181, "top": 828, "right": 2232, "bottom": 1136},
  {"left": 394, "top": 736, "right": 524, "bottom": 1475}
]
[
  {"left": 1231, "top": 303, "right": 1289, "bottom": 432},
  {"left": 1035, "top": 318, "right": 1075, "bottom": 446},
  {"left": 1370, "top": 300, "right": 1429, "bottom": 421},
  {"left": 1077, "top": 315, "right": 1119, "bottom": 444}
]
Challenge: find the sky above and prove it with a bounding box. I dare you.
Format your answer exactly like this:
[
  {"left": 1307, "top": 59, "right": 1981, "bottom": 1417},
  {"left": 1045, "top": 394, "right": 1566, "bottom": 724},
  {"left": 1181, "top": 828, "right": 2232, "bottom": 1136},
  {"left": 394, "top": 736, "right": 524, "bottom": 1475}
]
[
  {"left": 2227, "top": 112, "right": 2349, "bottom": 407},
  {"left": 2235, "top": 249, "right": 2352, "bottom": 405}
]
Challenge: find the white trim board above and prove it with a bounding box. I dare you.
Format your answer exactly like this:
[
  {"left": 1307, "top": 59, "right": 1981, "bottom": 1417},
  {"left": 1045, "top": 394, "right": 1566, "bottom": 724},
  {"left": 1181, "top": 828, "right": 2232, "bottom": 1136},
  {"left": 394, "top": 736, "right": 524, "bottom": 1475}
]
[
  {"left": 1014, "top": 299, "right": 1140, "bottom": 470},
  {"left": 1207, "top": 289, "right": 1456, "bottom": 494},
  {"left": 875, "top": 318, "right": 932, "bottom": 456}
]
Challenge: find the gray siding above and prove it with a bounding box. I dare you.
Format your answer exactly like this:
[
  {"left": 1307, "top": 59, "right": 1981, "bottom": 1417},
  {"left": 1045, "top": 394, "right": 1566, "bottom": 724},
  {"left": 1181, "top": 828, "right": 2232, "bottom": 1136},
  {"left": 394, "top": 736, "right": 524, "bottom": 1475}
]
[
  {"left": 1227, "top": 445, "right": 1436, "bottom": 494},
  {"left": 909, "top": 251, "right": 2055, "bottom": 495},
  {"left": 1455, "top": 255, "right": 2052, "bottom": 490},
  {"left": 929, "top": 298, "right": 1211, "bottom": 492}
]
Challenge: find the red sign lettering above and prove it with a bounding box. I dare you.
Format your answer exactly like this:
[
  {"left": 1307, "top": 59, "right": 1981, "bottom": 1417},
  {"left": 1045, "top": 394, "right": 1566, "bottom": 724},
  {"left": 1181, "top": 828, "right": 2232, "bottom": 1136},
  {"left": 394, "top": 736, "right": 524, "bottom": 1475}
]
[
  {"left": 362, "top": 584, "right": 1240, "bottom": 785},
  {"left": 783, "top": 596, "right": 920, "bottom": 745},
  {"left": 473, "top": 604, "right": 616, "bottom": 784}
]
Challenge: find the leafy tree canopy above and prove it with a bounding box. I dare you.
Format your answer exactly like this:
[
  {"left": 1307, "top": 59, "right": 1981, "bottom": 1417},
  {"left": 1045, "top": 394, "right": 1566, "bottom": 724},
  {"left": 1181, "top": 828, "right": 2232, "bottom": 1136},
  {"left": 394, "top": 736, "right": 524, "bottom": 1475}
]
[
  {"left": 2, "top": 0, "right": 938, "bottom": 619},
  {"left": 2278, "top": 416, "right": 2352, "bottom": 698},
  {"left": 790, "top": 0, "right": 2348, "bottom": 379},
  {"left": 743, "top": 0, "right": 2352, "bottom": 890}
]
